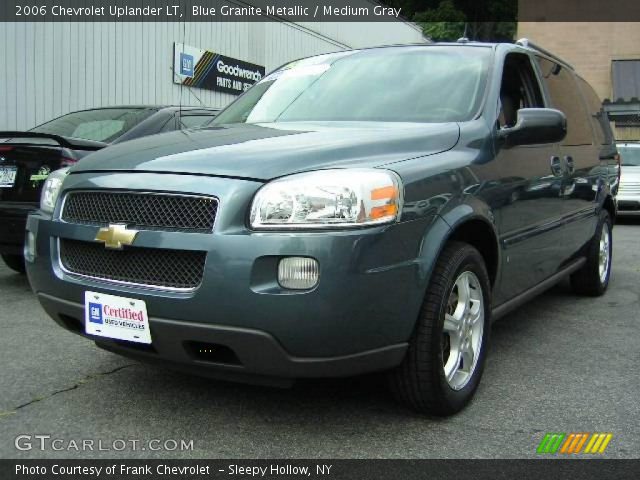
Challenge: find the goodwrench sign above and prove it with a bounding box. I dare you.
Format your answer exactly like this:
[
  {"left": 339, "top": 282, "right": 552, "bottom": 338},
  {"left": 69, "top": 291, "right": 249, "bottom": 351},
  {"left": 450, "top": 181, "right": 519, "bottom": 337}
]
[{"left": 173, "top": 42, "right": 265, "bottom": 95}]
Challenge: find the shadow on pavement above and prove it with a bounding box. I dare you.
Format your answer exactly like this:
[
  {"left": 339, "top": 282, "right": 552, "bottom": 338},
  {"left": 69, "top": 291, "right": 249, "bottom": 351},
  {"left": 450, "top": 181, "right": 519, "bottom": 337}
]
[{"left": 615, "top": 215, "right": 640, "bottom": 226}]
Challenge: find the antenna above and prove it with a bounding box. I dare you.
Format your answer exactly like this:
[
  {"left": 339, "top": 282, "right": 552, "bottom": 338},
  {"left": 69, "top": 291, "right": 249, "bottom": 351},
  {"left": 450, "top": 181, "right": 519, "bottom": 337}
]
[
  {"left": 179, "top": 20, "right": 186, "bottom": 128},
  {"left": 457, "top": 23, "right": 470, "bottom": 43}
]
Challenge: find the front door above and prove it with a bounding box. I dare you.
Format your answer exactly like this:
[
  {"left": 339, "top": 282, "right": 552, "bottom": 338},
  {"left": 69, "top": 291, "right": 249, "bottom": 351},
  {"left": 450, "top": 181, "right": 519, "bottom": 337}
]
[{"left": 490, "top": 53, "right": 567, "bottom": 304}]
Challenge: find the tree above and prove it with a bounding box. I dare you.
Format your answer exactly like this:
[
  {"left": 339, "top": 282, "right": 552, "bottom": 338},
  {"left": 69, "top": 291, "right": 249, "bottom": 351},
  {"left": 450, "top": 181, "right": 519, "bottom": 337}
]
[
  {"left": 384, "top": 0, "right": 517, "bottom": 42},
  {"left": 413, "top": 1, "right": 466, "bottom": 41}
]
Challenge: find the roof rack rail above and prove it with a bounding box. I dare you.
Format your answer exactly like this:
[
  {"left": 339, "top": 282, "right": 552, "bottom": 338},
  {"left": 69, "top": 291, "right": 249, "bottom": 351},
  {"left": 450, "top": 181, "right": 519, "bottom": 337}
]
[{"left": 515, "top": 38, "right": 574, "bottom": 70}]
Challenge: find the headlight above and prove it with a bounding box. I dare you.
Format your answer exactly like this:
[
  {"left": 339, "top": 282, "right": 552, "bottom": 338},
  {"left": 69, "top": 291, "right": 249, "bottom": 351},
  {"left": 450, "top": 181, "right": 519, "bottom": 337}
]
[
  {"left": 40, "top": 167, "right": 69, "bottom": 214},
  {"left": 250, "top": 169, "right": 402, "bottom": 229}
]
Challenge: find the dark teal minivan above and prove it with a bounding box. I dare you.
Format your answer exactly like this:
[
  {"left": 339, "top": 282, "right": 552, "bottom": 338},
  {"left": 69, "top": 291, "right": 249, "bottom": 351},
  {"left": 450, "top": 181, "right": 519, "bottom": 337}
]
[{"left": 25, "top": 41, "right": 617, "bottom": 415}]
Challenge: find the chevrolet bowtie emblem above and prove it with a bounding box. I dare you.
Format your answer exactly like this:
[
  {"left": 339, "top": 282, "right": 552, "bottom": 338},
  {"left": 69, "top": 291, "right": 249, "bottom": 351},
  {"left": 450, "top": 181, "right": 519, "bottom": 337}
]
[{"left": 94, "top": 224, "right": 138, "bottom": 250}]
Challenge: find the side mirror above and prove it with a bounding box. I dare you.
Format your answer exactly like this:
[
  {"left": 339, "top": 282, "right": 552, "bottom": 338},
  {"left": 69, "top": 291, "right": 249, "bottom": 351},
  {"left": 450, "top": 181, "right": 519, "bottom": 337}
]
[{"left": 498, "top": 108, "right": 567, "bottom": 147}]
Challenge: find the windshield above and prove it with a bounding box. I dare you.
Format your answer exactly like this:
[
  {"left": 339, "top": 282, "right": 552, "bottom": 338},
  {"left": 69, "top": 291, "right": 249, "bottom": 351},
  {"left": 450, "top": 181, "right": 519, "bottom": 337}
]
[
  {"left": 618, "top": 145, "right": 640, "bottom": 166},
  {"left": 31, "top": 108, "right": 156, "bottom": 142},
  {"left": 213, "top": 46, "right": 491, "bottom": 125}
]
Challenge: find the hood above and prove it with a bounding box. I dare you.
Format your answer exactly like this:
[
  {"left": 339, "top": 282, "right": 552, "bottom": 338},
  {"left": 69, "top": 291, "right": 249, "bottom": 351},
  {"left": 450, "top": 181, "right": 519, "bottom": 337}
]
[{"left": 72, "top": 122, "right": 460, "bottom": 181}]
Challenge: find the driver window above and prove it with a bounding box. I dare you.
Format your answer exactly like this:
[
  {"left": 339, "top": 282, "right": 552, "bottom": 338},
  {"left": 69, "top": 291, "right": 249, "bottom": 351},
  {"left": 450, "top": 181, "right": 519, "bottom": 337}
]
[{"left": 498, "top": 53, "right": 544, "bottom": 128}]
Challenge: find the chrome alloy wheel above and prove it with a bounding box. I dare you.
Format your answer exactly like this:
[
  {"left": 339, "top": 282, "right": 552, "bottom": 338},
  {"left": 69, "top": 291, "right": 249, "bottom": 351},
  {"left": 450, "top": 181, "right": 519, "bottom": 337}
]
[
  {"left": 442, "top": 271, "right": 484, "bottom": 391},
  {"left": 599, "top": 225, "right": 611, "bottom": 284}
]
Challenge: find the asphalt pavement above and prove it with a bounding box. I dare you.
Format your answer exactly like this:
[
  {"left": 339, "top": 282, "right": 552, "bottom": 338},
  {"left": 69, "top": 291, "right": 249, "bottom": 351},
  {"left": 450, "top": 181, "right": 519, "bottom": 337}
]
[{"left": 1, "top": 218, "right": 639, "bottom": 459}]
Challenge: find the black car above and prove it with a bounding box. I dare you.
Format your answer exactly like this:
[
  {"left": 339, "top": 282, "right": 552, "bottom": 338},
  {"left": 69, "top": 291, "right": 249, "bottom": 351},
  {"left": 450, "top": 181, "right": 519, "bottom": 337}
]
[
  {"left": 26, "top": 41, "right": 617, "bottom": 415},
  {"left": 0, "top": 106, "right": 219, "bottom": 272}
]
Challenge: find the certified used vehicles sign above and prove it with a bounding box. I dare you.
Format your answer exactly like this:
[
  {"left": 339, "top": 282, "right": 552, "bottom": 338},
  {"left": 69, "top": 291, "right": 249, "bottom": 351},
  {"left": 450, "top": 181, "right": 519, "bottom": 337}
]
[{"left": 84, "top": 291, "right": 151, "bottom": 344}]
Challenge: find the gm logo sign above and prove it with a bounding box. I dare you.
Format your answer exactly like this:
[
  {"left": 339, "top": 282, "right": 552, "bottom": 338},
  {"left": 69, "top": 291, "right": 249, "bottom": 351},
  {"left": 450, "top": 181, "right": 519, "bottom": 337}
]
[
  {"left": 180, "top": 53, "right": 194, "bottom": 77},
  {"left": 89, "top": 303, "right": 103, "bottom": 324}
]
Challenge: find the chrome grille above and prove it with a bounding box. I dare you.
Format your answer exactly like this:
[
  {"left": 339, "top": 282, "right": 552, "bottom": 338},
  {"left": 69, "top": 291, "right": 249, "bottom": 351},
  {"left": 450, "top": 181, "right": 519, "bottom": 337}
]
[
  {"left": 60, "top": 239, "right": 206, "bottom": 290},
  {"left": 62, "top": 191, "right": 217, "bottom": 232},
  {"left": 619, "top": 181, "right": 640, "bottom": 194}
]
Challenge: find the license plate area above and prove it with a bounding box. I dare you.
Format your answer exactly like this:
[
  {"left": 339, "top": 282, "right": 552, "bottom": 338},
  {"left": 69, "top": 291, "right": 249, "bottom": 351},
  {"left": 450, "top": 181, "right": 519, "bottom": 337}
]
[
  {"left": 84, "top": 291, "right": 152, "bottom": 344},
  {"left": 0, "top": 166, "right": 17, "bottom": 187}
]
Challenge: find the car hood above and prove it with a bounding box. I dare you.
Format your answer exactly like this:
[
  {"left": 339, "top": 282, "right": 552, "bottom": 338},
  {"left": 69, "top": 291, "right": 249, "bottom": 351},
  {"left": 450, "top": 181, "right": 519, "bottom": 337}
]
[{"left": 71, "top": 122, "right": 460, "bottom": 181}]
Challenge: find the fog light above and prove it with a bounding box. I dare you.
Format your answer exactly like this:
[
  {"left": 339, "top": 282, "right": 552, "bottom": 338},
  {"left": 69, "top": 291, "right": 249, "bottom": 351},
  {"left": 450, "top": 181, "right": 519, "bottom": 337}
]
[
  {"left": 278, "top": 257, "right": 319, "bottom": 290},
  {"left": 24, "top": 231, "right": 36, "bottom": 263}
]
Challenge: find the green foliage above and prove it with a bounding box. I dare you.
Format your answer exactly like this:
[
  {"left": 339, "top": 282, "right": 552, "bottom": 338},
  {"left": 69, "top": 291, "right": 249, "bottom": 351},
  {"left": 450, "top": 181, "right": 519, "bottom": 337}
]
[
  {"left": 384, "top": 0, "right": 517, "bottom": 42},
  {"left": 414, "top": 1, "right": 466, "bottom": 41}
]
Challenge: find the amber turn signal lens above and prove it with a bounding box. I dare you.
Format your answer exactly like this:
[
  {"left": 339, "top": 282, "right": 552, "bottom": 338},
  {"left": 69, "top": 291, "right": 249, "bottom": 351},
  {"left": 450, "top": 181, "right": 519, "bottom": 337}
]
[
  {"left": 371, "top": 185, "right": 398, "bottom": 200},
  {"left": 370, "top": 204, "right": 397, "bottom": 219}
]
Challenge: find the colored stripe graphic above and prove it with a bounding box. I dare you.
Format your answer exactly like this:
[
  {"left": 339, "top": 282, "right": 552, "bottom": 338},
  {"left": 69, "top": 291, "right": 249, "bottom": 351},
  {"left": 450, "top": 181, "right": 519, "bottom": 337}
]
[
  {"left": 191, "top": 52, "right": 215, "bottom": 86},
  {"left": 538, "top": 433, "right": 613, "bottom": 454},
  {"left": 194, "top": 54, "right": 220, "bottom": 88},
  {"left": 537, "top": 433, "right": 565, "bottom": 453},
  {"left": 573, "top": 433, "right": 589, "bottom": 453},
  {"left": 584, "top": 433, "right": 613, "bottom": 454},
  {"left": 184, "top": 51, "right": 214, "bottom": 87},
  {"left": 559, "top": 433, "right": 588, "bottom": 454}
]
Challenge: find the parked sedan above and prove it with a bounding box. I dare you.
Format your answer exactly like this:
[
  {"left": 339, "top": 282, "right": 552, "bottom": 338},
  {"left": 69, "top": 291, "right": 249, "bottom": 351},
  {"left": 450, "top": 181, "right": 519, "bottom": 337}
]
[
  {"left": 0, "top": 106, "right": 219, "bottom": 272},
  {"left": 617, "top": 142, "right": 640, "bottom": 214}
]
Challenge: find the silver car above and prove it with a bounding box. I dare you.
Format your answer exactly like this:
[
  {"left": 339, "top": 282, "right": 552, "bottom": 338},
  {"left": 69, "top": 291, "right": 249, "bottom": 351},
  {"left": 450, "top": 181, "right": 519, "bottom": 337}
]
[{"left": 617, "top": 143, "right": 640, "bottom": 214}]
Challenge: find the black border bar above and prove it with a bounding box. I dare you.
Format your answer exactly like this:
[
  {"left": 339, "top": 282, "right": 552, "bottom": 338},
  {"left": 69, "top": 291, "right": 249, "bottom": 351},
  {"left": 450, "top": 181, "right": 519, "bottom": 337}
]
[
  {"left": 3, "top": 0, "right": 640, "bottom": 22},
  {"left": 2, "top": 459, "right": 640, "bottom": 480}
]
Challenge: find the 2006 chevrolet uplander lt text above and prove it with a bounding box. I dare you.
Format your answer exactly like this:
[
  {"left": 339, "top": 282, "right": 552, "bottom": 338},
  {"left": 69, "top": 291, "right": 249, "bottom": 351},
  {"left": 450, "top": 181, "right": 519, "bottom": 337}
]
[{"left": 26, "top": 41, "right": 618, "bottom": 415}]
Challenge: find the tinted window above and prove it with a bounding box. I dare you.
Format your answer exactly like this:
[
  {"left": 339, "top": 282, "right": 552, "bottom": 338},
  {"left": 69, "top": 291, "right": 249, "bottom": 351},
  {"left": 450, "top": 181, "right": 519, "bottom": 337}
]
[
  {"left": 32, "top": 108, "right": 155, "bottom": 142},
  {"left": 536, "top": 57, "right": 593, "bottom": 146},
  {"left": 498, "top": 53, "right": 544, "bottom": 128},
  {"left": 214, "top": 47, "right": 491, "bottom": 124},
  {"left": 618, "top": 145, "right": 640, "bottom": 166},
  {"left": 576, "top": 76, "right": 612, "bottom": 145}
]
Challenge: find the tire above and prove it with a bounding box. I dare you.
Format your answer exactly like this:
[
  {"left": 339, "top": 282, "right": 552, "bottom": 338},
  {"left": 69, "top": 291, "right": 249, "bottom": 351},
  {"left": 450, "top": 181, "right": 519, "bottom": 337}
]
[
  {"left": 570, "top": 210, "right": 612, "bottom": 296},
  {"left": 389, "top": 241, "right": 491, "bottom": 416},
  {"left": 1, "top": 253, "right": 26, "bottom": 274}
]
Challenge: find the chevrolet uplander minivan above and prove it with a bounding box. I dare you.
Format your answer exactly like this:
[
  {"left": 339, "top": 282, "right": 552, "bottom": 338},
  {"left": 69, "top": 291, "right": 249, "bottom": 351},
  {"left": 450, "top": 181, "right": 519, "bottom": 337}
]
[{"left": 26, "top": 41, "right": 618, "bottom": 415}]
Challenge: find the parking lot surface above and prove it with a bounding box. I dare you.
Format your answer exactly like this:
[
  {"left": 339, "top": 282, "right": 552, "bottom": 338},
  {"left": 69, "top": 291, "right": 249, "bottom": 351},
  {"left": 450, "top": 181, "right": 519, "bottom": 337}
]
[{"left": 1, "top": 219, "right": 638, "bottom": 459}]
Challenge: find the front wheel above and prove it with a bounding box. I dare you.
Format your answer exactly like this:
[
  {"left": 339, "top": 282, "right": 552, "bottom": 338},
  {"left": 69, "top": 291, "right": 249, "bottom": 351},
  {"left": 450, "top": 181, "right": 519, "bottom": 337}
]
[
  {"left": 389, "top": 241, "right": 491, "bottom": 416},
  {"left": 1, "top": 254, "right": 26, "bottom": 274},
  {"left": 570, "top": 210, "right": 612, "bottom": 296}
]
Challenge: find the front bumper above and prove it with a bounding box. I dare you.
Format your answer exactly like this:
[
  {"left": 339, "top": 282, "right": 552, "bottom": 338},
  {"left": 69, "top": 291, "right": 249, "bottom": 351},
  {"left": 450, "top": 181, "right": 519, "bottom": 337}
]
[
  {"left": 38, "top": 292, "right": 407, "bottom": 384},
  {"left": 26, "top": 172, "right": 433, "bottom": 381},
  {"left": 617, "top": 175, "right": 640, "bottom": 212},
  {"left": 617, "top": 197, "right": 640, "bottom": 212}
]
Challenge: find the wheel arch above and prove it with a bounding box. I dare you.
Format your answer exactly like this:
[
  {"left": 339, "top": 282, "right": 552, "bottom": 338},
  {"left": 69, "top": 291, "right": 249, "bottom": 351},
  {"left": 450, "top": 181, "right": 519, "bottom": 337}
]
[
  {"left": 445, "top": 217, "right": 500, "bottom": 288},
  {"left": 603, "top": 194, "right": 616, "bottom": 225},
  {"left": 417, "top": 201, "right": 501, "bottom": 293}
]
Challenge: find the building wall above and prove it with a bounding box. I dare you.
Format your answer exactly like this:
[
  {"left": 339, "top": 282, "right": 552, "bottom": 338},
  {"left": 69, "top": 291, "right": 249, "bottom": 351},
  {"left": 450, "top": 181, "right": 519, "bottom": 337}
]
[{"left": 0, "top": 20, "right": 425, "bottom": 131}]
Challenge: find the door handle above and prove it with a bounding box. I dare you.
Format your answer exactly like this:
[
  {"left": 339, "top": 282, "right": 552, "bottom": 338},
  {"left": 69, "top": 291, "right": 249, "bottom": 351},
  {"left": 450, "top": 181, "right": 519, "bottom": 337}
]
[
  {"left": 564, "top": 155, "right": 575, "bottom": 174},
  {"left": 550, "top": 156, "right": 563, "bottom": 176}
]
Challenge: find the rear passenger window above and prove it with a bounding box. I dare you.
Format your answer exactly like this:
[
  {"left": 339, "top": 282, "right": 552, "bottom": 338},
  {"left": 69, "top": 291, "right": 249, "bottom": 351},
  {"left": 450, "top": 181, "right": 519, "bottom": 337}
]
[
  {"left": 576, "top": 77, "right": 613, "bottom": 145},
  {"left": 536, "top": 56, "right": 593, "bottom": 146}
]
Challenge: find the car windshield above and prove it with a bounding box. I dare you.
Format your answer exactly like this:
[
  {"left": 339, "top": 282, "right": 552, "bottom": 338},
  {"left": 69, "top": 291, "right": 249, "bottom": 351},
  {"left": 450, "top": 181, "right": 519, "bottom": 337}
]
[
  {"left": 31, "top": 108, "right": 156, "bottom": 143},
  {"left": 618, "top": 145, "right": 640, "bottom": 166},
  {"left": 213, "top": 46, "right": 491, "bottom": 125}
]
